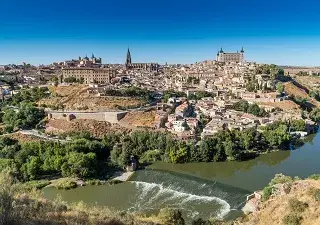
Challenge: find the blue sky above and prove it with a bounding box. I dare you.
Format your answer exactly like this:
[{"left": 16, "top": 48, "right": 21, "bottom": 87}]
[{"left": 1, "top": 0, "right": 320, "bottom": 66}]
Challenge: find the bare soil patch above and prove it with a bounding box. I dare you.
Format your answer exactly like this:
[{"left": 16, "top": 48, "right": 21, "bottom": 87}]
[{"left": 46, "top": 119, "right": 130, "bottom": 138}]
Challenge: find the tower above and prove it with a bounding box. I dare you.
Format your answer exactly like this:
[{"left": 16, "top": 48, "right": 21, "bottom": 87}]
[
  {"left": 217, "top": 47, "right": 224, "bottom": 62},
  {"left": 125, "top": 48, "right": 132, "bottom": 68},
  {"left": 240, "top": 47, "right": 245, "bottom": 63}
]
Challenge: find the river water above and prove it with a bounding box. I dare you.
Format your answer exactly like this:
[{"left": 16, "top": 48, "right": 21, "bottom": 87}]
[{"left": 43, "top": 132, "right": 320, "bottom": 222}]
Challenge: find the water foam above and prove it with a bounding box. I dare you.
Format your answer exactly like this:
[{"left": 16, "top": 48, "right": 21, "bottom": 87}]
[{"left": 131, "top": 181, "right": 231, "bottom": 219}]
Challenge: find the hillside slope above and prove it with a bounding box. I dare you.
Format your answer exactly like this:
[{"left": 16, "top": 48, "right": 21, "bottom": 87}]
[
  {"left": 284, "top": 81, "right": 320, "bottom": 108},
  {"left": 238, "top": 176, "right": 320, "bottom": 225}
]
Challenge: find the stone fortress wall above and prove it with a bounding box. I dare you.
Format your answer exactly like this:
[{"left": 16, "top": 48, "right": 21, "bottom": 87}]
[{"left": 48, "top": 111, "right": 128, "bottom": 123}]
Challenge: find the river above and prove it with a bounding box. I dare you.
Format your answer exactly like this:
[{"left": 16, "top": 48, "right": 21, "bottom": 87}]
[{"left": 43, "top": 132, "right": 320, "bottom": 223}]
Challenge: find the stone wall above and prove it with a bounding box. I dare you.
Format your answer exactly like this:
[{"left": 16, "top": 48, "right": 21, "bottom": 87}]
[{"left": 49, "top": 111, "right": 128, "bottom": 123}]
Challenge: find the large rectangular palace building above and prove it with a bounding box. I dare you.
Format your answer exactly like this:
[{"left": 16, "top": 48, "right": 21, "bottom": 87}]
[
  {"left": 62, "top": 68, "right": 116, "bottom": 84},
  {"left": 216, "top": 47, "right": 245, "bottom": 63}
]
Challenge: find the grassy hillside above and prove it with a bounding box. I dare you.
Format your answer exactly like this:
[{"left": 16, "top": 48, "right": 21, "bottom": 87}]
[{"left": 237, "top": 174, "right": 320, "bottom": 225}]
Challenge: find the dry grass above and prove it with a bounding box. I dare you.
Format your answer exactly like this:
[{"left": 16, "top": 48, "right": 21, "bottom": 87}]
[
  {"left": 283, "top": 82, "right": 320, "bottom": 108},
  {"left": 296, "top": 76, "right": 320, "bottom": 90},
  {"left": 38, "top": 85, "right": 144, "bottom": 111},
  {"left": 243, "top": 179, "right": 320, "bottom": 225},
  {"left": 259, "top": 100, "right": 300, "bottom": 111},
  {"left": 120, "top": 110, "right": 156, "bottom": 127},
  {"left": 9, "top": 133, "right": 43, "bottom": 143},
  {"left": 45, "top": 119, "right": 130, "bottom": 138}
]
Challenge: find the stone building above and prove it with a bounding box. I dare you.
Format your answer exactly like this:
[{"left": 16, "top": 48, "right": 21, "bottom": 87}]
[
  {"left": 125, "top": 48, "right": 159, "bottom": 72},
  {"left": 79, "top": 54, "right": 102, "bottom": 67},
  {"left": 63, "top": 54, "right": 102, "bottom": 68},
  {"left": 62, "top": 68, "right": 116, "bottom": 84},
  {"left": 216, "top": 48, "right": 245, "bottom": 63}
]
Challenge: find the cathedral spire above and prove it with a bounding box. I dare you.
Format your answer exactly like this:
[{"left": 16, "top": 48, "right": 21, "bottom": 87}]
[
  {"left": 240, "top": 47, "right": 244, "bottom": 53},
  {"left": 126, "top": 47, "right": 132, "bottom": 66}
]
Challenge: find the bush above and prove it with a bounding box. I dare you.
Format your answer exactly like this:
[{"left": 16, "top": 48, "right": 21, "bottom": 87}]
[
  {"left": 288, "top": 198, "right": 308, "bottom": 213},
  {"left": 283, "top": 213, "right": 302, "bottom": 225},
  {"left": 314, "top": 190, "right": 320, "bottom": 201},
  {"left": 24, "top": 180, "right": 51, "bottom": 190},
  {"left": 262, "top": 186, "right": 273, "bottom": 201},
  {"left": 158, "top": 208, "right": 185, "bottom": 225},
  {"left": 308, "top": 174, "right": 320, "bottom": 180},
  {"left": 269, "top": 174, "right": 293, "bottom": 186},
  {"left": 55, "top": 180, "right": 77, "bottom": 190},
  {"left": 107, "top": 180, "right": 123, "bottom": 185},
  {"left": 191, "top": 218, "right": 210, "bottom": 225},
  {"left": 85, "top": 179, "right": 105, "bottom": 186},
  {"left": 140, "top": 150, "right": 162, "bottom": 163},
  {"left": 307, "top": 188, "right": 320, "bottom": 201}
]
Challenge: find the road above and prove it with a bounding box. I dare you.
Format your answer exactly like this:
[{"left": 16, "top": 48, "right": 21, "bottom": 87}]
[{"left": 19, "top": 129, "right": 68, "bottom": 143}]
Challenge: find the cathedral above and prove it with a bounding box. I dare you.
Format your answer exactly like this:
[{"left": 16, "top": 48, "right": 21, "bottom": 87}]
[
  {"left": 216, "top": 47, "right": 245, "bottom": 63},
  {"left": 79, "top": 54, "right": 102, "bottom": 66},
  {"left": 125, "top": 48, "right": 159, "bottom": 72}
]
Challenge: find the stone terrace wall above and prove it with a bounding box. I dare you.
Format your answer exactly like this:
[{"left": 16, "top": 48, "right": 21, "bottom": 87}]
[{"left": 49, "top": 111, "right": 128, "bottom": 123}]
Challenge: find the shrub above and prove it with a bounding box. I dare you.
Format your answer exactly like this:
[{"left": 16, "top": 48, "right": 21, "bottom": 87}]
[
  {"left": 85, "top": 179, "right": 104, "bottom": 186},
  {"left": 55, "top": 180, "right": 77, "bottom": 190},
  {"left": 294, "top": 176, "right": 301, "bottom": 181},
  {"left": 288, "top": 198, "right": 308, "bottom": 213},
  {"left": 283, "top": 213, "right": 302, "bottom": 225},
  {"left": 307, "top": 188, "right": 320, "bottom": 201},
  {"left": 158, "top": 208, "right": 185, "bottom": 225},
  {"left": 191, "top": 218, "right": 210, "bottom": 225},
  {"left": 24, "top": 180, "right": 51, "bottom": 190},
  {"left": 140, "top": 150, "right": 162, "bottom": 163},
  {"left": 308, "top": 174, "right": 320, "bottom": 180},
  {"left": 314, "top": 190, "right": 320, "bottom": 201},
  {"left": 269, "top": 174, "right": 293, "bottom": 186},
  {"left": 107, "top": 180, "right": 123, "bottom": 185},
  {"left": 262, "top": 186, "right": 273, "bottom": 201}
]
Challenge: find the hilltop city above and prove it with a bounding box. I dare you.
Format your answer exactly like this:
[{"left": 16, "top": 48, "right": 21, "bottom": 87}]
[
  {"left": 1, "top": 46, "right": 320, "bottom": 224},
  {"left": 0, "top": 47, "right": 319, "bottom": 141}
]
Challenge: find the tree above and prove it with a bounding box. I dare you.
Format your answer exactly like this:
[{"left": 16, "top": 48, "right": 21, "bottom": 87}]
[
  {"left": 64, "top": 77, "right": 78, "bottom": 83},
  {"left": 169, "top": 146, "right": 189, "bottom": 163},
  {"left": 263, "top": 124, "right": 291, "bottom": 149},
  {"left": 224, "top": 140, "right": 237, "bottom": 160},
  {"left": 21, "top": 156, "right": 41, "bottom": 180},
  {"left": 310, "top": 108, "right": 320, "bottom": 122},
  {"left": 247, "top": 103, "right": 261, "bottom": 115},
  {"left": 233, "top": 100, "right": 249, "bottom": 112},
  {"left": 2, "top": 103, "right": 45, "bottom": 131},
  {"left": 276, "top": 82, "right": 284, "bottom": 93},
  {"left": 246, "top": 82, "right": 256, "bottom": 92},
  {"left": 290, "top": 120, "right": 306, "bottom": 132},
  {"left": 238, "top": 129, "right": 256, "bottom": 150},
  {"left": 62, "top": 152, "right": 97, "bottom": 178},
  {"left": 191, "top": 140, "right": 212, "bottom": 162}
]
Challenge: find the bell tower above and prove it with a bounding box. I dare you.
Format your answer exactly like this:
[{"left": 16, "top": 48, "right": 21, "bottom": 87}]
[
  {"left": 240, "top": 47, "right": 245, "bottom": 63},
  {"left": 125, "top": 48, "right": 132, "bottom": 69}
]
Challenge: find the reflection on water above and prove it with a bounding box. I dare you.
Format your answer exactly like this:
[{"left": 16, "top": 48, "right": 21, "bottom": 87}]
[
  {"left": 147, "top": 150, "right": 291, "bottom": 190},
  {"left": 43, "top": 132, "right": 320, "bottom": 223},
  {"left": 148, "top": 132, "right": 320, "bottom": 191}
]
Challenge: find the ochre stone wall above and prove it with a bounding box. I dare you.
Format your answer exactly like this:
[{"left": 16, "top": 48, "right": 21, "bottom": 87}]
[{"left": 50, "top": 111, "right": 127, "bottom": 123}]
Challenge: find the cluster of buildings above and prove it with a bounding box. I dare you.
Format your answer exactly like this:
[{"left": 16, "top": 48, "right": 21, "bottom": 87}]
[
  {"left": 62, "top": 54, "right": 102, "bottom": 68},
  {"left": 1, "top": 46, "right": 317, "bottom": 142},
  {"left": 152, "top": 92, "right": 312, "bottom": 141},
  {"left": 125, "top": 48, "right": 160, "bottom": 72}
]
